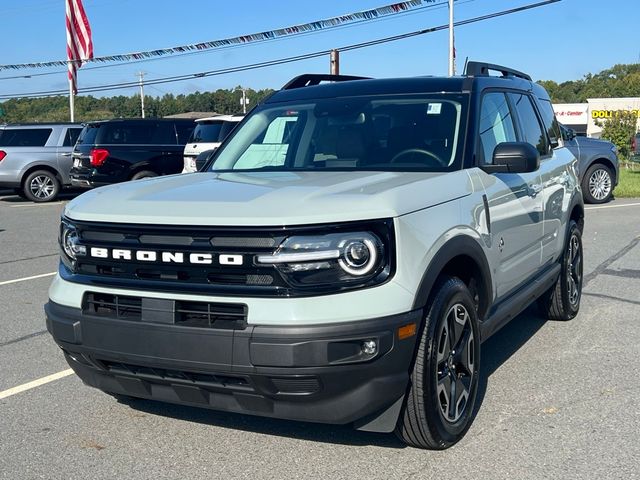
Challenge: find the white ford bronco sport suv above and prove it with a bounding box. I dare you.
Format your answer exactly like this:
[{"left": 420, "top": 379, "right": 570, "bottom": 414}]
[{"left": 46, "top": 62, "right": 584, "bottom": 449}]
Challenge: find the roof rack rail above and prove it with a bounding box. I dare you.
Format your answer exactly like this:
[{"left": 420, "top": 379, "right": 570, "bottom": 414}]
[
  {"left": 464, "top": 61, "right": 532, "bottom": 81},
  {"left": 282, "top": 74, "right": 371, "bottom": 90}
]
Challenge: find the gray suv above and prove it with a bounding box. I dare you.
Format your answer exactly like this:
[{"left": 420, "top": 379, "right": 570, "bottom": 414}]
[
  {"left": 560, "top": 124, "right": 619, "bottom": 203},
  {"left": 0, "top": 123, "right": 83, "bottom": 202},
  {"left": 46, "top": 62, "right": 584, "bottom": 450}
]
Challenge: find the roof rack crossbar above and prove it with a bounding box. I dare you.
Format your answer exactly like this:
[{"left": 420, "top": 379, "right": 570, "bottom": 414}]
[
  {"left": 464, "top": 61, "right": 532, "bottom": 81},
  {"left": 282, "top": 74, "right": 371, "bottom": 90}
]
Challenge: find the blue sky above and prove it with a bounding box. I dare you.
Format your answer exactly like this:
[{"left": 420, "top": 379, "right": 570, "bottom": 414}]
[{"left": 1, "top": 0, "right": 638, "bottom": 99}]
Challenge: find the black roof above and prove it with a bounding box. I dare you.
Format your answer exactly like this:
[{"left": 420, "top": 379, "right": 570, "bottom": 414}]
[
  {"left": 267, "top": 75, "right": 546, "bottom": 104},
  {"left": 84, "top": 118, "right": 196, "bottom": 125},
  {"left": 0, "top": 122, "right": 81, "bottom": 127},
  {"left": 265, "top": 61, "right": 550, "bottom": 104}
]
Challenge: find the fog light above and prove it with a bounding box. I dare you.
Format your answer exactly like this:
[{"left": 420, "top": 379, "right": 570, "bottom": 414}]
[{"left": 361, "top": 339, "right": 378, "bottom": 355}]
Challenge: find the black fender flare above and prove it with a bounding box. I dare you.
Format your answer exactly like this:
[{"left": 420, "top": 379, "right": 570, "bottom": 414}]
[{"left": 412, "top": 235, "right": 493, "bottom": 319}]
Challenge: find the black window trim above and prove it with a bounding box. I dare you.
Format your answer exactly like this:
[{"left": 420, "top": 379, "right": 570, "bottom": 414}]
[{"left": 535, "top": 97, "right": 561, "bottom": 151}]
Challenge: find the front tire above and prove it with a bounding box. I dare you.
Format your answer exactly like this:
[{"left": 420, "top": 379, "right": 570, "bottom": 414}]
[
  {"left": 538, "top": 220, "right": 583, "bottom": 321},
  {"left": 22, "top": 170, "right": 60, "bottom": 202},
  {"left": 582, "top": 164, "right": 613, "bottom": 204},
  {"left": 396, "top": 276, "right": 480, "bottom": 449}
]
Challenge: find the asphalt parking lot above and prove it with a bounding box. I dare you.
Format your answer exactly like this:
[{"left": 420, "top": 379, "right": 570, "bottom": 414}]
[{"left": 0, "top": 189, "right": 639, "bottom": 480}]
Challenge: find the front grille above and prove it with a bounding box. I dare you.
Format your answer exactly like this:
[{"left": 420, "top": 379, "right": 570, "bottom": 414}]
[
  {"left": 83, "top": 292, "right": 247, "bottom": 329},
  {"left": 100, "top": 360, "right": 251, "bottom": 390},
  {"left": 71, "top": 222, "right": 289, "bottom": 294},
  {"left": 62, "top": 218, "right": 395, "bottom": 297}
]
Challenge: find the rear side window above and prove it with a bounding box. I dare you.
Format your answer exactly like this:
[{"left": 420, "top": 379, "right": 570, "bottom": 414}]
[
  {"left": 77, "top": 125, "right": 99, "bottom": 145},
  {"left": 536, "top": 99, "right": 561, "bottom": 148},
  {"left": 97, "top": 122, "right": 175, "bottom": 144},
  {"left": 0, "top": 128, "right": 52, "bottom": 147},
  {"left": 509, "top": 93, "right": 548, "bottom": 156},
  {"left": 478, "top": 92, "right": 517, "bottom": 164},
  {"left": 175, "top": 123, "right": 195, "bottom": 144},
  {"left": 219, "top": 121, "right": 240, "bottom": 141},
  {"left": 63, "top": 128, "right": 82, "bottom": 147},
  {"left": 190, "top": 122, "right": 224, "bottom": 143}
]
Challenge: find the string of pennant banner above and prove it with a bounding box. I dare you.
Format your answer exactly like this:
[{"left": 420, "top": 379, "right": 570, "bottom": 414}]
[{"left": 0, "top": 0, "right": 443, "bottom": 72}]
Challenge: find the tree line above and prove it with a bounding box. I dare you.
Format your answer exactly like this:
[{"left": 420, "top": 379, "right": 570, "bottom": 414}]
[
  {"left": 538, "top": 63, "right": 640, "bottom": 103},
  {"left": 0, "top": 87, "right": 275, "bottom": 123},
  {"left": 1, "top": 63, "right": 639, "bottom": 122}
]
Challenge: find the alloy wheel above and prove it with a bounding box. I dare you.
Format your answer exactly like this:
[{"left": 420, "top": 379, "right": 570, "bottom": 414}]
[
  {"left": 567, "top": 233, "right": 582, "bottom": 307},
  {"left": 436, "top": 303, "right": 476, "bottom": 423},
  {"left": 29, "top": 175, "right": 55, "bottom": 199},
  {"left": 588, "top": 168, "right": 611, "bottom": 201}
]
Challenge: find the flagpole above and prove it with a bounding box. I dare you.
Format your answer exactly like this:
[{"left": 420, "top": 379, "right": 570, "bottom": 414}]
[
  {"left": 448, "top": 0, "right": 455, "bottom": 76},
  {"left": 68, "top": 62, "right": 75, "bottom": 122}
]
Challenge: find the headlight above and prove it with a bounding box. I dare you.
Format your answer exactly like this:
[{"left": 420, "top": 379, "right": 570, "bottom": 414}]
[
  {"left": 60, "top": 221, "right": 86, "bottom": 261},
  {"left": 257, "top": 231, "right": 389, "bottom": 289}
]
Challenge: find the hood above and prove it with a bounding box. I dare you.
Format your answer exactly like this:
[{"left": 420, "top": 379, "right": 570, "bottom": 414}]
[
  {"left": 574, "top": 136, "right": 615, "bottom": 149},
  {"left": 64, "top": 170, "right": 473, "bottom": 226}
]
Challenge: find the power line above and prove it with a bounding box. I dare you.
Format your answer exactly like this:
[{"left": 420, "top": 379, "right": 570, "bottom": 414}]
[
  {"left": 0, "top": 0, "right": 561, "bottom": 100},
  {"left": 0, "top": 0, "right": 449, "bottom": 73},
  {"left": 0, "top": 0, "right": 466, "bottom": 81}
]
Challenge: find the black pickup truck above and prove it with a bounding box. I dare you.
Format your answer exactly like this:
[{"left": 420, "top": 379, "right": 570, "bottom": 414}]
[{"left": 70, "top": 118, "right": 195, "bottom": 187}]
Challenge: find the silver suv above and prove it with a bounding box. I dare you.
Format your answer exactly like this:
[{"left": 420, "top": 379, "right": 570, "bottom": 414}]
[
  {"left": 46, "top": 63, "right": 584, "bottom": 449},
  {"left": 0, "top": 123, "right": 82, "bottom": 202}
]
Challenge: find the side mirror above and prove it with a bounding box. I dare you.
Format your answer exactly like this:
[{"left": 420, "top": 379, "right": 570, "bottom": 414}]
[
  {"left": 566, "top": 128, "right": 576, "bottom": 141},
  {"left": 481, "top": 142, "right": 540, "bottom": 174}
]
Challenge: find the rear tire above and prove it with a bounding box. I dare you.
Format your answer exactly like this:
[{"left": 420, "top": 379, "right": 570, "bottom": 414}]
[
  {"left": 395, "top": 276, "right": 480, "bottom": 449},
  {"left": 538, "top": 220, "right": 583, "bottom": 321},
  {"left": 22, "top": 170, "right": 60, "bottom": 202},
  {"left": 130, "top": 170, "right": 158, "bottom": 180},
  {"left": 582, "top": 163, "right": 613, "bottom": 204}
]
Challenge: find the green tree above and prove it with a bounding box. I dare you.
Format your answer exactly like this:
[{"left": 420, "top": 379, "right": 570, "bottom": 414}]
[{"left": 597, "top": 111, "right": 637, "bottom": 165}]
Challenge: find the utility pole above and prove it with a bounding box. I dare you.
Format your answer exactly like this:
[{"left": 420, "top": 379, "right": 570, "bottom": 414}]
[
  {"left": 448, "top": 0, "right": 455, "bottom": 76},
  {"left": 330, "top": 49, "right": 340, "bottom": 75},
  {"left": 138, "top": 71, "right": 146, "bottom": 118},
  {"left": 237, "top": 88, "right": 249, "bottom": 114}
]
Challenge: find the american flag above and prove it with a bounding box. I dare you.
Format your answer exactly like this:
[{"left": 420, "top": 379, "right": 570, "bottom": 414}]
[{"left": 66, "top": 0, "right": 93, "bottom": 95}]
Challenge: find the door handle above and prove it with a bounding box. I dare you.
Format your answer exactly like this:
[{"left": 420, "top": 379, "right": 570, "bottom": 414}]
[{"left": 61, "top": 152, "right": 72, "bottom": 157}]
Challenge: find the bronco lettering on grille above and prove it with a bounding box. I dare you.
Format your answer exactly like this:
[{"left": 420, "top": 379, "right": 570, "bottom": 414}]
[{"left": 88, "top": 247, "right": 243, "bottom": 266}]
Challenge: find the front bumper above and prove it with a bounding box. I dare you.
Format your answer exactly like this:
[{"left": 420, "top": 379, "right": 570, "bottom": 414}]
[{"left": 45, "top": 300, "right": 421, "bottom": 431}]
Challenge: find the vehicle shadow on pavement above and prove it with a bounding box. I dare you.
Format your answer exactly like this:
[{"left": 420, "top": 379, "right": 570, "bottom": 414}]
[
  {"left": 117, "top": 306, "right": 548, "bottom": 449},
  {"left": 472, "top": 305, "right": 547, "bottom": 419},
  {"left": 0, "top": 191, "right": 82, "bottom": 203},
  {"left": 116, "top": 396, "right": 406, "bottom": 448}
]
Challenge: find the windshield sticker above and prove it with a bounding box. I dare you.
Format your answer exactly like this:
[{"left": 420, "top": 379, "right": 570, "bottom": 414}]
[{"left": 427, "top": 103, "right": 442, "bottom": 115}]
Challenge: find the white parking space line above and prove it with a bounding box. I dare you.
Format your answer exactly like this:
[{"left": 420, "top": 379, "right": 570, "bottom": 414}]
[
  {"left": 9, "top": 202, "right": 66, "bottom": 208},
  {"left": 0, "top": 272, "right": 56, "bottom": 286},
  {"left": 0, "top": 369, "right": 74, "bottom": 400},
  {"left": 586, "top": 202, "right": 640, "bottom": 210}
]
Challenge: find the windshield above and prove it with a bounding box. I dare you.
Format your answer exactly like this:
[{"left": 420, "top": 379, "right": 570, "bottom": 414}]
[{"left": 210, "top": 94, "right": 466, "bottom": 172}]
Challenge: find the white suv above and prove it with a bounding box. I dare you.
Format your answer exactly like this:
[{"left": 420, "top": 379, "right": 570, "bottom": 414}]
[
  {"left": 46, "top": 63, "right": 585, "bottom": 450},
  {"left": 181, "top": 115, "right": 243, "bottom": 173}
]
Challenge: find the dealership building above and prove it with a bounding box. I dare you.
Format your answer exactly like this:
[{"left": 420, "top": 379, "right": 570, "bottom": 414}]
[{"left": 553, "top": 97, "right": 640, "bottom": 137}]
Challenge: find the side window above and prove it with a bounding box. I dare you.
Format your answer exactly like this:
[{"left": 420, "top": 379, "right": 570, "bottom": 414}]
[
  {"left": 478, "top": 92, "right": 517, "bottom": 164},
  {"left": 150, "top": 122, "right": 176, "bottom": 144},
  {"left": 63, "top": 128, "right": 82, "bottom": 147},
  {"left": 536, "top": 99, "right": 561, "bottom": 148},
  {"left": 508, "top": 93, "right": 548, "bottom": 156},
  {"left": 175, "top": 123, "right": 195, "bottom": 144},
  {"left": 0, "top": 128, "right": 52, "bottom": 147}
]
